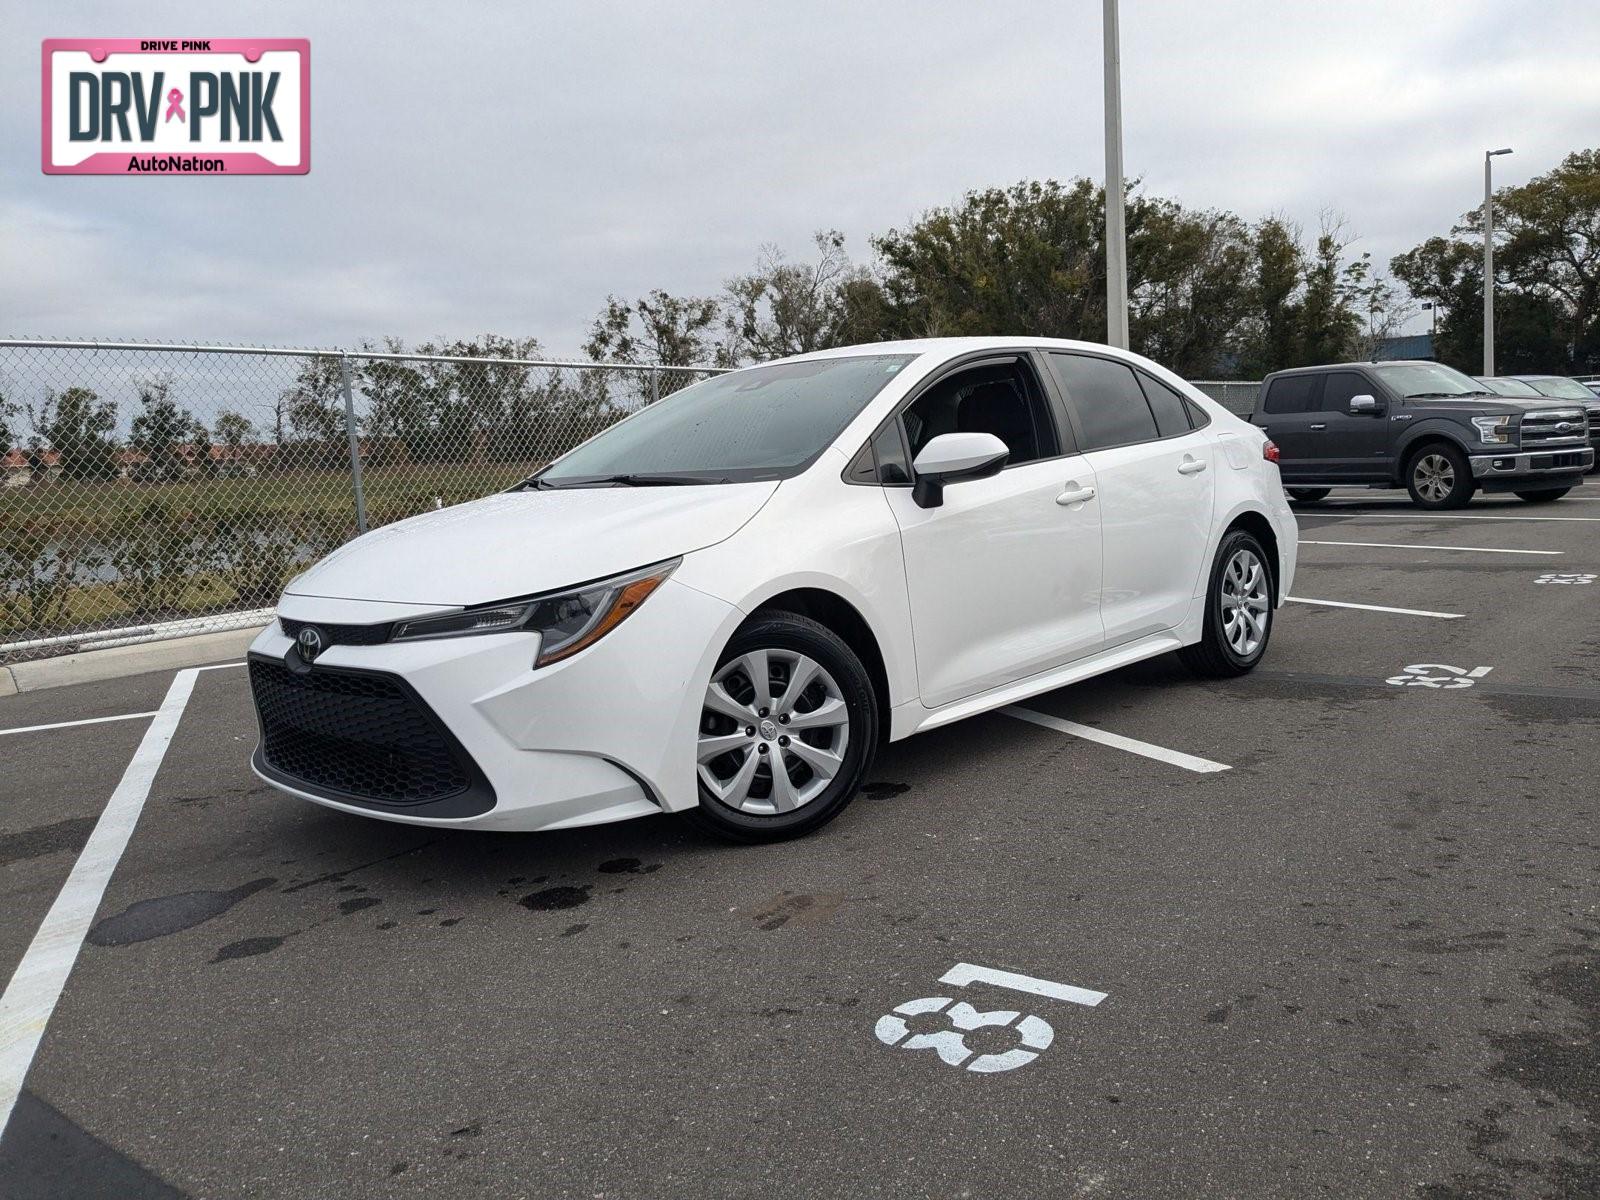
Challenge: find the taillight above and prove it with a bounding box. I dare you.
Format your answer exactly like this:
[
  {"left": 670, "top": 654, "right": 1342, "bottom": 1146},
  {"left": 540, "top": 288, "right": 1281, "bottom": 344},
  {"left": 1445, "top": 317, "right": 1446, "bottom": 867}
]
[{"left": 1262, "top": 439, "right": 1281, "bottom": 463}]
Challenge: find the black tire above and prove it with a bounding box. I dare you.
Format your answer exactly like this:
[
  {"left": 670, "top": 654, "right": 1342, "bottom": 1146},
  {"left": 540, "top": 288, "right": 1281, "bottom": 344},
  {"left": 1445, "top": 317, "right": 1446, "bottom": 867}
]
[
  {"left": 681, "top": 613, "right": 877, "bottom": 843},
  {"left": 1179, "top": 529, "right": 1275, "bottom": 679},
  {"left": 1287, "top": 488, "right": 1332, "bottom": 504},
  {"left": 1405, "top": 442, "right": 1475, "bottom": 509},
  {"left": 1514, "top": 488, "right": 1572, "bottom": 503}
]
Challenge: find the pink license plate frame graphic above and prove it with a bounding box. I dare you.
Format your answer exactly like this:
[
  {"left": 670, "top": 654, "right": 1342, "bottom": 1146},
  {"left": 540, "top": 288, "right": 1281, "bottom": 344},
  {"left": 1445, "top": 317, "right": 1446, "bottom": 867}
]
[{"left": 41, "top": 38, "right": 310, "bottom": 175}]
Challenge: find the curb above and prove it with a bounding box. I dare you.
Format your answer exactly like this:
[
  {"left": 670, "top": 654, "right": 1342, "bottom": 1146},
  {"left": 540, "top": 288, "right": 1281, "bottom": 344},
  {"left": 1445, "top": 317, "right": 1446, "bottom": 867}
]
[{"left": 0, "top": 625, "right": 268, "bottom": 696}]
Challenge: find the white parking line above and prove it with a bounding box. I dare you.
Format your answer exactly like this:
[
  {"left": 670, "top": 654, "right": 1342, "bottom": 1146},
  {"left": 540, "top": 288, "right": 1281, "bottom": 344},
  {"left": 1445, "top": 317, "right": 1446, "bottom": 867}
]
[
  {"left": 0, "top": 668, "right": 198, "bottom": 1139},
  {"left": 939, "top": 962, "right": 1108, "bottom": 1007},
  {"left": 0, "top": 711, "right": 159, "bottom": 738},
  {"left": 1287, "top": 597, "right": 1464, "bottom": 619},
  {"left": 1301, "top": 539, "right": 1563, "bottom": 556},
  {"left": 1002, "top": 706, "right": 1229, "bottom": 773},
  {"left": 1319, "top": 512, "right": 1600, "bottom": 523}
]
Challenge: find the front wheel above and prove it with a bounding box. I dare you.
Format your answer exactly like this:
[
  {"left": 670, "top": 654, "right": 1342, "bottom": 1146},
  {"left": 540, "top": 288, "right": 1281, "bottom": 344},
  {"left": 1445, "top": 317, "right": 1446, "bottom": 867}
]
[
  {"left": 682, "top": 613, "right": 877, "bottom": 843},
  {"left": 1406, "top": 444, "right": 1475, "bottom": 509},
  {"left": 1514, "top": 488, "right": 1572, "bottom": 503},
  {"left": 1179, "top": 530, "right": 1275, "bottom": 678}
]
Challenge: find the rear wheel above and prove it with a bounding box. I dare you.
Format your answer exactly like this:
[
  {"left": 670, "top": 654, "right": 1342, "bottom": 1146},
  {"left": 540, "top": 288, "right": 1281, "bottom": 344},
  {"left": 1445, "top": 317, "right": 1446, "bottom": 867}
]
[
  {"left": 1405, "top": 444, "right": 1475, "bottom": 509},
  {"left": 1287, "top": 488, "right": 1331, "bottom": 504},
  {"left": 1514, "top": 488, "right": 1572, "bottom": 503},
  {"left": 1179, "top": 530, "right": 1274, "bottom": 678},
  {"left": 682, "top": 613, "right": 877, "bottom": 843}
]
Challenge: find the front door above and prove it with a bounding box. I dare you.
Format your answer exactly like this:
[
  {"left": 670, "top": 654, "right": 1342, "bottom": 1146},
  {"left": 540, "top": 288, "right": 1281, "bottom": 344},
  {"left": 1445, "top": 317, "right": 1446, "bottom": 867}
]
[
  {"left": 885, "top": 357, "right": 1105, "bottom": 709},
  {"left": 1316, "top": 370, "right": 1391, "bottom": 480}
]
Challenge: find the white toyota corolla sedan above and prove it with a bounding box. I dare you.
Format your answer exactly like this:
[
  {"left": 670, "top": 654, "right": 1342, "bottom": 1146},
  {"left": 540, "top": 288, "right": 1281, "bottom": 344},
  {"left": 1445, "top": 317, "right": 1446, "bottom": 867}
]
[{"left": 248, "top": 338, "right": 1297, "bottom": 841}]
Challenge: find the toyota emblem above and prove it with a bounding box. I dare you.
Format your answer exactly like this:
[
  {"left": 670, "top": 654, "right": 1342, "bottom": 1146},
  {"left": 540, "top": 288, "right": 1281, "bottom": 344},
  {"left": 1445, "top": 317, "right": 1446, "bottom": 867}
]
[{"left": 296, "top": 626, "right": 325, "bottom": 662}]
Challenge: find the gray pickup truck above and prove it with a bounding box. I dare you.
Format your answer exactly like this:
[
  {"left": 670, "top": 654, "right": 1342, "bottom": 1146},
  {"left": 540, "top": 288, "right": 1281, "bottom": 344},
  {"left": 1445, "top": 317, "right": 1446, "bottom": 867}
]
[{"left": 1251, "top": 360, "right": 1594, "bottom": 509}]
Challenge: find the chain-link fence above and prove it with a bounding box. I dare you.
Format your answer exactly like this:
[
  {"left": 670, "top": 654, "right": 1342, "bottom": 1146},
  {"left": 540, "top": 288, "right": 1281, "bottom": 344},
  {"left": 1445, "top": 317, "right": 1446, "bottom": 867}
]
[
  {"left": 0, "top": 339, "right": 724, "bottom": 664},
  {"left": 0, "top": 338, "right": 1263, "bottom": 665},
  {"left": 1189, "top": 380, "right": 1262, "bottom": 416}
]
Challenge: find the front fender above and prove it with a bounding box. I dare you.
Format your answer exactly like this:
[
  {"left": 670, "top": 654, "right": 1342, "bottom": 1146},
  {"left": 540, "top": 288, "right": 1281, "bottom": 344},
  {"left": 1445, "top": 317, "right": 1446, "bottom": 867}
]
[{"left": 1393, "top": 421, "right": 1474, "bottom": 482}]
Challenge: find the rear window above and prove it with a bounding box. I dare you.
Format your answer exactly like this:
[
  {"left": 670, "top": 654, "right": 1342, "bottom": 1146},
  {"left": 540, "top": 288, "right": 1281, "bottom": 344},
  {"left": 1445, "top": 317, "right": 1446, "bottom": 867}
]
[
  {"left": 1262, "top": 375, "right": 1320, "bottom": 414},
  {"left": 1136, "top": 372, "right": 1193, "bottom": 437}
]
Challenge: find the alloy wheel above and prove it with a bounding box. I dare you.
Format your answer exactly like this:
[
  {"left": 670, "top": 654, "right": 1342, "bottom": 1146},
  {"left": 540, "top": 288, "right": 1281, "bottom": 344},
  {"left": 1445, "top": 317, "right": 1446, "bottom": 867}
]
[
  {"left": 1413, "top": 454, "right": 1455, "bottom": 503},
  {"left": 698, "top": 649, "right": 851, "bottom": 815},
  {"left": 1220, "top": 548, "right": 1269, "bottom": 658}
]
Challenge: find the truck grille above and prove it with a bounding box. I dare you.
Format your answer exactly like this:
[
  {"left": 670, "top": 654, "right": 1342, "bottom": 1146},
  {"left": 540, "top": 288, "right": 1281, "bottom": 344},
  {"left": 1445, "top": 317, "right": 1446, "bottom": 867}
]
[
  {"left": 1522, "top": 409, "right": 1589, "bottom": 448},
  {"left": 249, "top": 656, "right": 493, "bottom": 813}
]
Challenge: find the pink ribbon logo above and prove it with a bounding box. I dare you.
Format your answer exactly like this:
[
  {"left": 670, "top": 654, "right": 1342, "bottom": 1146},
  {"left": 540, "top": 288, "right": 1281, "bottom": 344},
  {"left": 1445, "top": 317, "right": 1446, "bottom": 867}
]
[{"left": 164, "top": 88, "right": 185, "bottom": 123}]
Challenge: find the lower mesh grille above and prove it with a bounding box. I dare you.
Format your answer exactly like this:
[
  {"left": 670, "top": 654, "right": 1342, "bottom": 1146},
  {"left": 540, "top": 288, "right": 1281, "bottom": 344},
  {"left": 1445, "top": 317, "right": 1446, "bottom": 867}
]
[{"left": 249, "top": 657, "right": 489, "bottom": 811}]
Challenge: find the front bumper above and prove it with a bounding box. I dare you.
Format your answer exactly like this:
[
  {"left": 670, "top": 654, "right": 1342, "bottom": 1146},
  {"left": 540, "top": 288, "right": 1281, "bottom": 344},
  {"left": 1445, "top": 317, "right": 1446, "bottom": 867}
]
[
  {"left": 1469, "top": 447, "right": 1593, "bottom": 488},
  {"left": 247, "top": 578, "right": 741, "bottom": 831}
]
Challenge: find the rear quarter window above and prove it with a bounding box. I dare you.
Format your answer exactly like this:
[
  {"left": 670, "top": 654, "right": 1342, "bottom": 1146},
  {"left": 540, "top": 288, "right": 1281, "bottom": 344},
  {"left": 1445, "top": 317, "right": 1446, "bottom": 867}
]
[{"left": 1262, "top": 374, "right": 1321, "bottom": 414}]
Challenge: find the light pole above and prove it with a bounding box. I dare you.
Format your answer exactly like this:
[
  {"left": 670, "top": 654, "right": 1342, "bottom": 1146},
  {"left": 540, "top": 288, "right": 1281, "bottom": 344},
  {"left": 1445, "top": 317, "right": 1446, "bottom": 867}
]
[
  {"left": 1483, "top": 147, "right": 1512, "bottom": 376},
  {"left": 1103, "top": 0, "right": 1128, "bottom": 349}
]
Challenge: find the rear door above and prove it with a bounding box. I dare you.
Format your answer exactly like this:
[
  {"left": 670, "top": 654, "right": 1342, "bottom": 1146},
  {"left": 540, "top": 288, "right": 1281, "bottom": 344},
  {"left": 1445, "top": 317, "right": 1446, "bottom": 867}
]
[
  {"left": 1255, "top": 373, "right": 1326, "bottom": 479},
  {"left": 1045, "top": 353, "right": 1216, "bottom": 646}
]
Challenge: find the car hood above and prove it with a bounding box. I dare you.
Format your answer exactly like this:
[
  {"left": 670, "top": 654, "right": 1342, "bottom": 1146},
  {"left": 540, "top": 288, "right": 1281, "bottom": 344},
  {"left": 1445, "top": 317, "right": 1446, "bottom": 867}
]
[
  {"left": 1411, "top": 397, "right": 1587, "bottom": 415},
  {"left": 286, "top": 482, "right": 779, "bottom": 607}
]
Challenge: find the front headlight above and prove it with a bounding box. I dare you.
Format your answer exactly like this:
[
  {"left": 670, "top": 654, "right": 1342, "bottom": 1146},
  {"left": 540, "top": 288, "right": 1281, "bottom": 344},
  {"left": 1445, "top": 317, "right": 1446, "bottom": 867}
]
[
  {"left": 391, "top": 559, "right": 680, "bottom": 667},
  {"left": 1471, "top": 415, "right": 1514, "bottom": 444}
]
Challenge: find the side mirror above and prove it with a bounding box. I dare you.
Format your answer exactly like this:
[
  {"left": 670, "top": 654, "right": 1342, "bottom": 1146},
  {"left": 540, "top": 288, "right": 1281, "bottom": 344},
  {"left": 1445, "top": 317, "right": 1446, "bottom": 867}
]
[
  {"left": 1349, "top": 394, "right": 1383, "bottom": 415},
  {"left": 910, "top": 432, "right": 1009, "bottom": 509}
]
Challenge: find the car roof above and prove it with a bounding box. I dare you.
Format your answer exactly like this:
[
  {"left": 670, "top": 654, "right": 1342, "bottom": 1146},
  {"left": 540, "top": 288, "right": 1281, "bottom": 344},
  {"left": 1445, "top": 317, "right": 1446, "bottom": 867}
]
[
  {"left": 766, "top": 336, "right": 1147, "bottom": 367},
  {"left": 1264, "top": 360, "right": 1431, "bottom": 378}
]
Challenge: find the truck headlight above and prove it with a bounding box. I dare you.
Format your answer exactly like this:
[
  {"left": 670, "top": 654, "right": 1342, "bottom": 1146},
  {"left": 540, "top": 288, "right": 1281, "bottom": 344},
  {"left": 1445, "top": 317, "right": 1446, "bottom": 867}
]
[
  {"left": 1471, "top": 415, "right": 1513, "bottom": 444},
  {"left": 391, "top": 559, "right": 679, "bottom": 667}
]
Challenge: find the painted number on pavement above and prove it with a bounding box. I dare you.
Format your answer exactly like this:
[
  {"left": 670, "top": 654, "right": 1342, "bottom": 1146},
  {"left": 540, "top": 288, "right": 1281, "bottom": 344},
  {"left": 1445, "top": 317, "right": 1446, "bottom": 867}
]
[
  {"left": 1535, "top": 572, "right": 1597, "bottom": 585},
  {"left": 1385, "top": 663, "right": 1493, "bottom": 689}
]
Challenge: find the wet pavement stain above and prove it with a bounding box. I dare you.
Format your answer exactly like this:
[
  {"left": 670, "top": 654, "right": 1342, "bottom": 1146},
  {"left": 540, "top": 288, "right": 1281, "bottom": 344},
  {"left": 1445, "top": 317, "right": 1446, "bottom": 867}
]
[
  {"left": 210, "top": 936, "right": 287, "bottom": 964},
  {"left": 0, "top": 815, "right": 96, "bottom": 868},
  {"left": 88, "top": 878, "right": 276, "bottom": 947},
  {"left": 519, "top": 884, "right": 592, "bottom": 911},
  {"left": 598, "top": 857, "right": 662, "bottom": 874},
  {"left": 337, "top": 897, "right": 382, "bottom": 915},
  {"left": 863, "top": 781, "right": 911, "bottom": 800},
  {"left": 561, "top": 922, "right": 589, "bottom": 937},
  {"left": 751, "top": 892, "right": 844, "bottom": 931}
]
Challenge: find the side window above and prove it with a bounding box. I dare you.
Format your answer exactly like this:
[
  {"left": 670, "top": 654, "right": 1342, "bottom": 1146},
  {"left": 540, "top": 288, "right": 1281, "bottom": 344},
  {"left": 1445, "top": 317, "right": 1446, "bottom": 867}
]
[
  {"left": 1320, "top": 371, "right": 1370, "bottom": 413},
  {"left": 1262, "top": 374, "right": 1321, "bottom": 414},
  {"left": 901, "top": 359, "right": 1060, "bottom": 469},
  {"left": 872, "top": 422, "right": 911, "bottom": 484},
  {"left": 1183, "top": 398, "right": 1212, "bottom": 429},
  {"left": 1136, "top": 372, "right": 1193, "bottom": 437},
  {"left": 1050, "top": 353, "right": 1159, "bottom": 450}
]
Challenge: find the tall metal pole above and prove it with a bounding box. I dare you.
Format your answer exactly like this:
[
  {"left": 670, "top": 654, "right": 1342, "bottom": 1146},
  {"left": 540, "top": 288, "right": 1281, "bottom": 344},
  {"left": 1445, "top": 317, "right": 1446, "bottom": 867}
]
[
  {"left": 1482, "top": 147, "right": 1512, "bottom": 377},
  {"left": 1103, "top": 0, "right": 1129, "bottom": 349}
]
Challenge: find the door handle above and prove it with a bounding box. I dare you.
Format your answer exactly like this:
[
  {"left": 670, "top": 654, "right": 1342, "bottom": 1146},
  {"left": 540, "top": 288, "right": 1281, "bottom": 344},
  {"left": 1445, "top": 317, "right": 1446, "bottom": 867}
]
[
  {"left": 1308, "top": 423, "right": 1327, "bottom": 431},
  {"left": 1177, "top": 459, "right": 1207, "bottom": 475},
  {"left": 1056, "top": 485, "right": 1096, "bottom": 506}
]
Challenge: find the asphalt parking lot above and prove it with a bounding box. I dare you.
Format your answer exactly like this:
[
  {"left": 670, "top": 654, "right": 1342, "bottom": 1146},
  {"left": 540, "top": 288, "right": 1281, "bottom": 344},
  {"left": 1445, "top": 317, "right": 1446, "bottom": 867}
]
[{"left": 2, "top": 480, "right": 1597, "bottom": 1200}]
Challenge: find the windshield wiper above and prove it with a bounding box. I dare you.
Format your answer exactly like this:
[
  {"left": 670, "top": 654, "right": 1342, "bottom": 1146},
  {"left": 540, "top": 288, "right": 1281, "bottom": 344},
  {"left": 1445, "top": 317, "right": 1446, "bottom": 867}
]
[
  {"left": 539, "top": 472, "right": 731, "bottom": 488},
  {"left": 1407, "top": 391, "right": 1483, "bottom": 399}
]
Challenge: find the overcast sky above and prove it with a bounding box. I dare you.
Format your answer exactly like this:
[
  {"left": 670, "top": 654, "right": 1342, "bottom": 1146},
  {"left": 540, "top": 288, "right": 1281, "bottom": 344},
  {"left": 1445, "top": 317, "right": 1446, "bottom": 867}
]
[{"left": 4, "top": 0, "right": 1598, "bottom": 358}]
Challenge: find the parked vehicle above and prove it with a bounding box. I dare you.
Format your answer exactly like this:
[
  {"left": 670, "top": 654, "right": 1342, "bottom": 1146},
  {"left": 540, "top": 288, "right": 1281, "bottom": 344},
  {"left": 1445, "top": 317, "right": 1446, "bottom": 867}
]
[
  {"left": 1252, "top": 360, "right": 1593, "bottom": 508},
  {"left": 1505, "top": 375, "right": 1600, "bottom": 471},
  {"left": 247, "top": 338, "right": 1297, "bottom": 841}
]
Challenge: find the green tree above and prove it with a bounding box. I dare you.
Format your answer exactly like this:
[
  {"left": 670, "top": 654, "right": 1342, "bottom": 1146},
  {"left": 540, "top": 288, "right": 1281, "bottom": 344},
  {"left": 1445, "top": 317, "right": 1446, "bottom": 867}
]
[
  {"left": 1393, "top": 148, "right": 1600, "bottom": 372},
  {"left": 724, "top": 230, "right": 885, "bottom": 360},
  {"left": 28, "top": 386, "right": 119, "bottom": 481},
  {"left": 129, "top": 377, "right": 199, "bottom": 482}
]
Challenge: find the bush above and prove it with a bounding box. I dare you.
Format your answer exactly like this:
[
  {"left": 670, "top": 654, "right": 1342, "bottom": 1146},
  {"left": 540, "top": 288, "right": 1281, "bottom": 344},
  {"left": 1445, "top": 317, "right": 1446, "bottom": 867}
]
[
  {"left": 212, "top": 506, "right": 306, "bottom": 608},
  {"left": 107, "top": 501, "right": 209, "bottom": 619},
  {"left": 0, "top": 519, "right": 106, "bottom": 638}
]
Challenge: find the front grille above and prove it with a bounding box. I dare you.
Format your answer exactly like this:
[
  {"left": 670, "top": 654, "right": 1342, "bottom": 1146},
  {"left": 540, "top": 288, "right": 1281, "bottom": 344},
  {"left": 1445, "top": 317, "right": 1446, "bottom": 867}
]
[
  {"left": 278, "top": 616, "right": 392, "bottom": 646},
  {"left": 249, "top": 657, "right": 492, "bottom": 813},
  {"left": 1521, "top": 409, "right": 1589, "bottom": 448}
]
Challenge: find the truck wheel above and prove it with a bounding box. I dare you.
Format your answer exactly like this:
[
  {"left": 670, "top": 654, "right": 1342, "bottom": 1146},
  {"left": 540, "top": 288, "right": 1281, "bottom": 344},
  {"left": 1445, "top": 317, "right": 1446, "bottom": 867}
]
[
  {"left": 1405, "top": 444, "right": 1475, "bottom": 509},
  {"left": 1514, "top": 488, "right": 1572, "bottom": 503},
  {"left": 1287, "top": 488, "right": 1331, "bottom": 504}
]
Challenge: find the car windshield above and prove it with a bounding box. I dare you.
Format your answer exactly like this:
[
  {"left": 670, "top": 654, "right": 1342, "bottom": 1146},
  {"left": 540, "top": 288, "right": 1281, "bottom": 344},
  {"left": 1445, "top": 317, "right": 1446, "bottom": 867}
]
[
  {"left": 534, "top": 354, "right": 915, "bottom": 486},
  {"left": 1524, "top": 377, "right": 1596, "bottom": 400},
  {"left": 1480, "top": 377, "right": 1544, "bottom": 397},
  {"left": 1370, "top": 362, "right": 1491, "bottom": 398}
]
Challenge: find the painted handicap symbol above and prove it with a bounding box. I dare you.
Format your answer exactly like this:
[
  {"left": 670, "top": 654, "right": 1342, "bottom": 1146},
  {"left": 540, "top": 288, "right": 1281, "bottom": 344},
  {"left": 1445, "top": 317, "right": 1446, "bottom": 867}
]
[
  {"left": 1534, "top": 572, "right": 1597, "bottom": 585},
  {"left": 1385, "top": 663, "right": 1492, "bottom": 690},
  {"left": 875, "top": 996, "right": 1054, "bottom": 1074}
]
